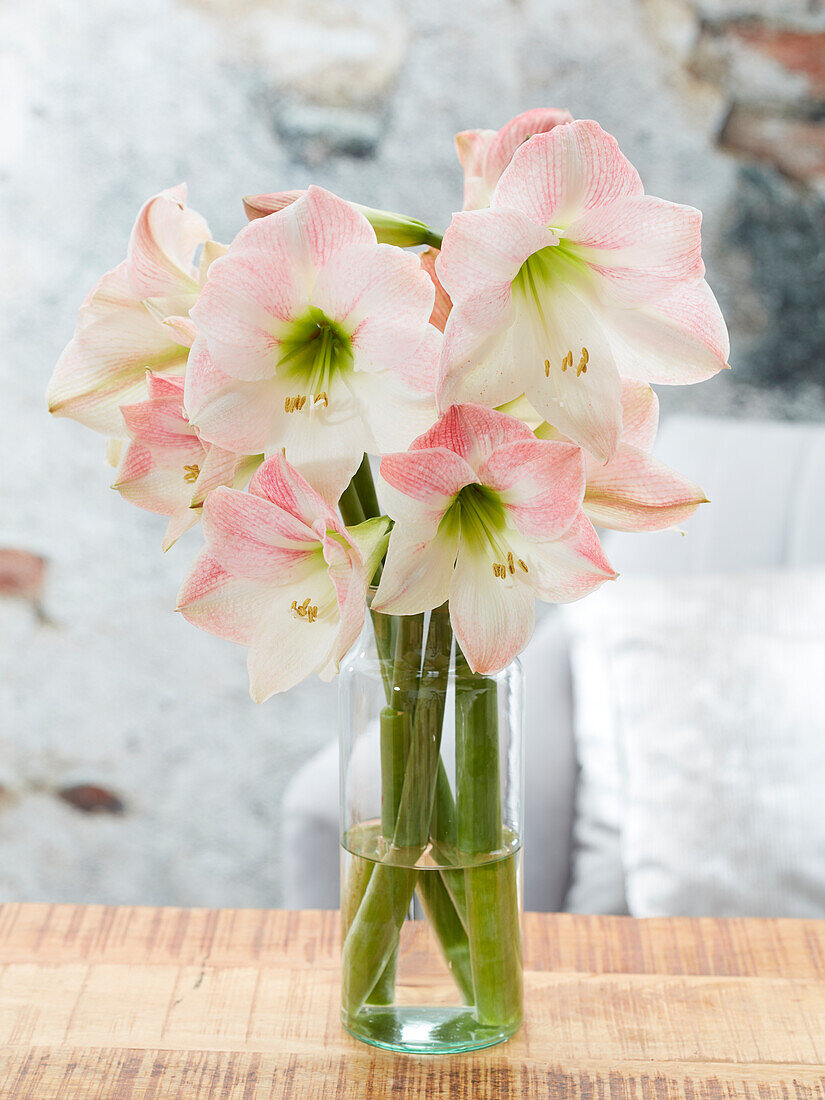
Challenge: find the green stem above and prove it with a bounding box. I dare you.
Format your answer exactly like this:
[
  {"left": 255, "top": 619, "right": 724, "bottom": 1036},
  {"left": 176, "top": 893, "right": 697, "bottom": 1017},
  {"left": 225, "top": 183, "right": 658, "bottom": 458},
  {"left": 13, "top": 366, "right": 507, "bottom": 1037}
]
[
  {"left": 454, "top": 646, "right": 523, "bottom": 1029},
  {"left": 415, "top": 872, "right": 474, "bottom": 1004},
  {"left": 351, "top": 454, "right": 381, "bottom": 523},
  {"left": 338, "top": 479, "right": 365, "bottom": 527},
  {"left": 342, "top": 605, "right": 454, "bottom": 1017}
]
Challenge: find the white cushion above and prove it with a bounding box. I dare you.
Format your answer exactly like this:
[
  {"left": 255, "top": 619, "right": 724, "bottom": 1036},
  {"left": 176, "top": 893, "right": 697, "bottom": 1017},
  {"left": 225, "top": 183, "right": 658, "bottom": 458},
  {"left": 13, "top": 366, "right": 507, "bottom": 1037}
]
[{"left": 566, "top": 568, "right": 825, "bottom": 918}]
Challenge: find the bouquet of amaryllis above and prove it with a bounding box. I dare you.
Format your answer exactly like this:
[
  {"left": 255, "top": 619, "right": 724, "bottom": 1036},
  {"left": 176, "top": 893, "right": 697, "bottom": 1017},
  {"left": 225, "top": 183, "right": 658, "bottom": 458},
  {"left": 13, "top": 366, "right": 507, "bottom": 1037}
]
[{"left": 48, "top": 110, "right": 728, "bottom": 1054}]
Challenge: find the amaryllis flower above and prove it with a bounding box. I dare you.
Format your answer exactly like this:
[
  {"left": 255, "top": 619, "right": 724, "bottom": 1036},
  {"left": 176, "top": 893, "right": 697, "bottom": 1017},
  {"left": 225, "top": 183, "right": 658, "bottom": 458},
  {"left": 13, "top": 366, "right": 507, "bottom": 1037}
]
[
  {"left": 437, "top": 120, "right": 729, "bottom": 464},
  {"left": 532, "top": 380, "right": 707, "bottom": 531},
  {"left": 177, "top": 453, "right": 390, "bottom": 701},
  {"left": 455, "top": 107, "right": 573, "bottom": 211},
  {"left": 47, "top": 185, "right": 217, "bottom": 436},
  {"left": 372, "top": 403, "right": 615, "bottom": 674},
  {"left": 186, "top": 186, "right": 440, "bottom": 502},
  {"left": 113, "top": 372, "right": 256, "bottom": 551}
]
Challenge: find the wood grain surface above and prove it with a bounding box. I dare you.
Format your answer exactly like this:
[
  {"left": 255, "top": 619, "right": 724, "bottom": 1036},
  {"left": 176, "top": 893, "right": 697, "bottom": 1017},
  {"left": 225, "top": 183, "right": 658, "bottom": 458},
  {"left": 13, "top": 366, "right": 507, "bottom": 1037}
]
[{"left": 0, "top": 904, "right": 824, "bottom": 1098}]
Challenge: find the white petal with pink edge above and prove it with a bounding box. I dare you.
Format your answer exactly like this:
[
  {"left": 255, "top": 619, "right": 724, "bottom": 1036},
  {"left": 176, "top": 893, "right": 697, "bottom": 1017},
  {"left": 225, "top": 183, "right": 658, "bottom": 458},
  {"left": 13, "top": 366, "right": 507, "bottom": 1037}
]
[
  {"left": 435, "top": 207, "right": 556, "bottom": 331},
  {"left": 602, "top": 278, "right": 730, "bottom": 385},
  {"left": 373, "top": 524, "right": 459, "bottom": 616},
  {"left": 448, "top": 537, "right": 535, "bottom": 675},
  {"left": 521, "top": 283, "right": 623, "bottom": 464},
  {"left": 127, "top": 184, "right": 210, "bottom": 299},
  {"left": 312, "top": 243, "right": 434, "bottom": 372},
  {"left": 583, "top": 444, "right": 707, "bottom": 532},
  {"left": 492, "top": 119, "right": 644, "bottom": 230},
  {"left": 480, "top": 438, "right": 585, "bottom": 541},
  {"left": 517, "top": 513, "right": 617, "bottom": 602}
]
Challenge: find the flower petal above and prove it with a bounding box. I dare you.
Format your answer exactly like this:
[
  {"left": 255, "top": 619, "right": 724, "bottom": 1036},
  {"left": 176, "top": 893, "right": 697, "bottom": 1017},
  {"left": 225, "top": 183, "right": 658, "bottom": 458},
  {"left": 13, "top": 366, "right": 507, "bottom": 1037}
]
[
  {"left": 583, "top": 443, "right": 707, "bottom": 531},
  {"left": 113, "top": 439, "right": 202, "bottom": 516},
  {"left": 480, "top": 438, "right": 586, "bottom": 540},
  {"left": 201, "top": 485, "right": 321, "bottom": 581},
  {"left": 520, "top": 512, "right": 616, "bottom": 602},
  {"left": 372, "top": 523, "right": 459, "bottom": 616},
  {"left": 379, "top": 445, "right": 478, "bottom": 537},
  {"left": 176, "top": 552, "right": 276, "bottom": 645},
  {"left": 620, "top": 379, "right": 659, "bottom": 452},
  {"left": 243, "top": 190, "right": 305, "bottom": 221},
  {"left": 247, "top": 581, "right": 339, "bottom": 701},
  {"left": 312, "top": 243, "right": 434, "bottom": 372},
  {"left": 603, "top": 278, "right": 730, "bottom": 385},
  {"left": 492, "top": 119, "right": 643, "bottom": 230},
  {"left": 419, "top": 248, "right": 452, "bottom": 333},
  {"left": 410, "top": 402, "right": 534, "bottom": 469},
  {"left": 435, "top": 207, "right": 557, "bottom": 331},
  {"left": 522, "top": 284, "right": 623, "bottom": 463},
  {"left": 231, "top": 185, "right": 375, "bottom": 291},
  {"left": 481, "top": 109, "right": 573, "bottom": 200},
  {"left": 347, "top": 356, "right": 437, "bottom": 456},
  {"left": 248, "top": 451, "right": 343, "bottom": 537},
  {"left": 438, "top": 306, "right": 529, "bottom": 412},
  {"left": 48, "top": 304, "right": 189, "bottom": 436},
  {"left": 449, "top": 537, "right": 535, "bottom": 674},
  {"left": 190, "top": 248, "right": 303, "bottom": 381},
  {"left": 185, "top": 338, "right": 287, "bottom": 456},
  {"left": 278, "top": 381, "right": 371, "bottom": 505},
  {"left": 571, "top": 195, "right": 704, "bottom": 304},
  {"left": 127, "top": 184, "right": 210, "bottom": 299}
]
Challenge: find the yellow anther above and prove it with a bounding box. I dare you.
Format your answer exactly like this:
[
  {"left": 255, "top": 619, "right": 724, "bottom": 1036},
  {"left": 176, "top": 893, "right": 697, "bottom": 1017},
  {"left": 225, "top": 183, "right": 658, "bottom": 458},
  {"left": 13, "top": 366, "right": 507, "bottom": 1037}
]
[
  {"left": 561, "top": 350, "right": 573, "bottom": 372},
  {"left": 291, "top": 595, "right": 318, "bottom": 621},
  {"left": 507, "top": 551, "right": 515, "bottom": 575},
  {"left": 284, "top": 397, "right": 291, "bottom": 413},
  {"left": 518, "top": 558, "right": 529, "bottom": 573},
  {"left": 576, "top": 347, "right": 589, "bottom": 377},
  {"left": 314, "top": 391, "right": 329, "bottom": 408},
  {"left": 183, "top": 464, "right": 200, "bottom": 483},
  {"left": 544, "top": 358, "right": 551, "bottom": 377}
]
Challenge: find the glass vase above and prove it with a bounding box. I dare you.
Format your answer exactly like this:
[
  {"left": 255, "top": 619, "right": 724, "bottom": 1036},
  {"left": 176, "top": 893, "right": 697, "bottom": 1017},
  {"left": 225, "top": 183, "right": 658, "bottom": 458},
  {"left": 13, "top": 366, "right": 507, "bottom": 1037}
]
[{"left": 339, "top": 601, "right": 524, "bottom": 1054}]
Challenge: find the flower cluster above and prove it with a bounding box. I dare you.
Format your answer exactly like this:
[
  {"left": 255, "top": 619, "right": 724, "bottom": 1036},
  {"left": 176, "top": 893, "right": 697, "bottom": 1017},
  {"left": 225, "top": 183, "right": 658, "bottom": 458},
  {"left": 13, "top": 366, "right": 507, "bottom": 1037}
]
[{"left": 48, "top": 111, "right": 728, "bottom": 698}]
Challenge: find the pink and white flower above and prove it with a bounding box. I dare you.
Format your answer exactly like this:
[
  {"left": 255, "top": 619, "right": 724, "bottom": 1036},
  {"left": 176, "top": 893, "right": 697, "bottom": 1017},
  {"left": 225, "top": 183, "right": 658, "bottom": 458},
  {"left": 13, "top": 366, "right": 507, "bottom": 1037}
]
[
  {"left": 532, "top": 380, "right": 707, "bottom": 531},
  {"left": 47, "top": 185, "right": 216, "bottom": 436},
  {"left": 186, "top": 186, "right": 440, "bottom": 503},
  {"left": 372, "top": 403, "right": 615, "bottom": 674},
  {"left": 437, "top": 120, "right": 729, "bottom": 464},
  {"left": 113, "top": 372, "right": 256, "bottom": 551},
  {"left": 177, "top": 453, "right": 390, "bottom": 701},
  {"left": 455, "top": 107, "right": 573, "bottom": 211}
]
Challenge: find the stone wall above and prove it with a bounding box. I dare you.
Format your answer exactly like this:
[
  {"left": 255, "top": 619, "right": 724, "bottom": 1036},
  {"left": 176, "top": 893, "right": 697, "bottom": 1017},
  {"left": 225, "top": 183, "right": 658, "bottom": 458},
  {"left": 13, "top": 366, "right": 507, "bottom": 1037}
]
[{"left": 1, "top": 0, "right": 822, "bottom": 907}]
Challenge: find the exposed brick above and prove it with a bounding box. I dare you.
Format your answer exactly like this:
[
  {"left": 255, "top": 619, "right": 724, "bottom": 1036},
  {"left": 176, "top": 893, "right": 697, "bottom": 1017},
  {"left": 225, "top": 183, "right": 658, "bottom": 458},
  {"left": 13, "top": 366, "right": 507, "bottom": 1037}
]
[
  {"left": 57, "top": 785, "right": 126, "bottom": 815},
  {"left": 720, "top": 105, "right": 825, "bottom": 181},
  {"left": 0, "top": 549, "right": 46, "bottom": 603},
  {"left": 732, "top": 26, "right": 825, "bottom": 97}
]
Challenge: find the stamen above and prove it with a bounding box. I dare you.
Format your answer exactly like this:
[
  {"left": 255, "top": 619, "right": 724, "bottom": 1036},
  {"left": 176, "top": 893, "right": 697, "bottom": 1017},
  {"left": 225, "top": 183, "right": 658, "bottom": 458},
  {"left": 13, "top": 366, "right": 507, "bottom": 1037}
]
[
  {"left": 290, "top": 596, "right": 319, "bottom": 622},
  {"left": 518, "top": 558, "right": 529, "bottom": 573},
  {"left": 561, "top": 350, "right": 573, "bottom": 373},
  {"left": 576, "top": 347, "right": 589, "bottom": 376},
  {"left": 183, "top": 464, "right": 200, "bottom": 483},
  {"left": 507, "top": 551, "right": 515, "bottom": 575},
  {"left": 544, "top": 358, "right": 551, "bottom": 378},
  {"left": 314, "top": 391, "right": 329, "bottom": 408}
]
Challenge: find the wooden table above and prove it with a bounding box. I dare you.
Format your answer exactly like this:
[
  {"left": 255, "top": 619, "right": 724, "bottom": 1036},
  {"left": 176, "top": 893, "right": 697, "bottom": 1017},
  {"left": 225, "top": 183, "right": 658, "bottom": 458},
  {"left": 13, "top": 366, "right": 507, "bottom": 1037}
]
[{"left": 0, "top": 905, "right": 824, "bottom": 1098}]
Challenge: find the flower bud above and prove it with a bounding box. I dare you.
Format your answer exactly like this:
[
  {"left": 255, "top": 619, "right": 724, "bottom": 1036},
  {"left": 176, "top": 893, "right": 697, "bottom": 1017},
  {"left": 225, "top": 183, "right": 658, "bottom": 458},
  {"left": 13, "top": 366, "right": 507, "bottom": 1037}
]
[{"left": 243, "top": 192, "right": 442, "bottom": 248}]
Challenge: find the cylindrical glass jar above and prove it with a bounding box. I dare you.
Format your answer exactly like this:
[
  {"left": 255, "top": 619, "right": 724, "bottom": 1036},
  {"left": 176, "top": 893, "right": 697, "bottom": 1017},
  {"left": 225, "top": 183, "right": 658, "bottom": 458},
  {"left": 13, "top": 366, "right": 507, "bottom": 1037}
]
[{"left": 339, "top": 600, "right": 524, "bottom": 1054}]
